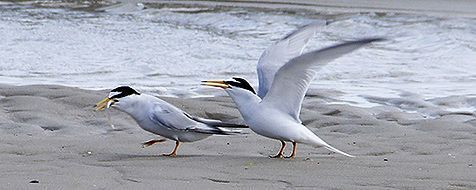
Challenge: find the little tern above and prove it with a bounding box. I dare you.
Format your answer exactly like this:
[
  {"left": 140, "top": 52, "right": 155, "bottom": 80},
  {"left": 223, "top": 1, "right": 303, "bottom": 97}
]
[
  {"left": 95, "top": 86, "right": 245, "bottom": 156},
  {"left": 203, "top": 24, "right": 383, "bottom": 158}
]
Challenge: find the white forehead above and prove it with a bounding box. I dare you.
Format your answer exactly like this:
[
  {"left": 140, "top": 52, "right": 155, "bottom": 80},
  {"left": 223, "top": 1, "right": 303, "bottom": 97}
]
[{"left": 108, "top": 91, "right": 121, "bottom": 98}]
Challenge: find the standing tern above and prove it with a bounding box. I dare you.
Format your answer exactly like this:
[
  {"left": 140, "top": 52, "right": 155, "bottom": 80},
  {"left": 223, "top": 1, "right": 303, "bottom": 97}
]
[
  {"left": 95, "top": 86, "right": 245, "bottom": 156},
  {"left": 203, "top": 24, "right": 383, "bottom": 158}
]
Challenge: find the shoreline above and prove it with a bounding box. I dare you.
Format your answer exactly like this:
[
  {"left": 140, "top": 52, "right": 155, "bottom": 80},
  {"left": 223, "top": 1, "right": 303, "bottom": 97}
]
[{"left": 139, "top": 0, "right": 476, "bottom": 18}]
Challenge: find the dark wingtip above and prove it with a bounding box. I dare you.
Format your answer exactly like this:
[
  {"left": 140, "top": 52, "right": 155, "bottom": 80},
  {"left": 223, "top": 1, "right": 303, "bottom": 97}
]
[
  {"left": 362, "top": 37, "right": 387, "bottom": 43},
  {"left": 342, "top": 37, "right": 386, "bottom": 47},
  {"left": 222, "top": 124, "right": 249, "bottom": 129}
]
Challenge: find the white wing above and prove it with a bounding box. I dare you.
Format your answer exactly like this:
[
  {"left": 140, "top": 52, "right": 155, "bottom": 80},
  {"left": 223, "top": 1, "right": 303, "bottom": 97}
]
[
  {"left": 257, "top": 22, "right": 325, "bottom": 98},
  {"left": 261, "top": 38, "right": 384, "bottom": 122},
  {"left": 148, "top": 102, "right": 233, "bottom": 134}
]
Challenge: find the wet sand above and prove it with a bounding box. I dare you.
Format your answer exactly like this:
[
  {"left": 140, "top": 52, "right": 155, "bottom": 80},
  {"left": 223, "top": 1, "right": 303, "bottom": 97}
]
[
  {"left": 142, "top": 0, "right": 476, "bottom": 18},
  {"left": 0, "top": 84, "right": 474, "bottom": 189}
]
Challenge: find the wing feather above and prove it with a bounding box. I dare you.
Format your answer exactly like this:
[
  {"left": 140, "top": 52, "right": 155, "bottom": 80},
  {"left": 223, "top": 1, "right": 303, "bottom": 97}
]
[
  {"left": 149, "top": 103, "right": 196, "bottom": 130},
  {"left": 148, "top": 103, "right": 234, "bottom": 135},
  {"left": 261, "top": 38, "right": 384, "bottom": 122},
  {"left": 257, "top": 22, "right": 325, "bottom": 98}
]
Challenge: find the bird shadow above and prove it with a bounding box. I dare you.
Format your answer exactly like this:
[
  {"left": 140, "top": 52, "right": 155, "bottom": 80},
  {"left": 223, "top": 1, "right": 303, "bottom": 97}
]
[{"left": 96, "top": 153, "right": 326, "bottom": 163}]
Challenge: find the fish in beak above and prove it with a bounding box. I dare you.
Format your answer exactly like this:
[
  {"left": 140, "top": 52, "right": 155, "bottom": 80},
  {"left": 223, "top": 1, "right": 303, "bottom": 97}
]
[
  {"left": 95, "top": 97, "right": 114, "bottom": 111},
  {"left": 201, "top": 80, "right": 230, "bottom": 89}
]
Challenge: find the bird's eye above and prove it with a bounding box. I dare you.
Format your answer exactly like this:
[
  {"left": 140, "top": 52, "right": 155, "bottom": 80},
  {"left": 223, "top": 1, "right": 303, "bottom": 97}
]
[{"left": 113, "top": 99, "right": 119, "bottom": 102}]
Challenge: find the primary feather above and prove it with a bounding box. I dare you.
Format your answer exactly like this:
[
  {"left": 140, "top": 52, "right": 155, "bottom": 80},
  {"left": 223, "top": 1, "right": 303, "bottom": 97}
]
[
  {"left": 257, "top": 22, "right": 325, "bottom": 98},
  {"left": 262, "top": 38, "right": 385, "bottom": 122}
]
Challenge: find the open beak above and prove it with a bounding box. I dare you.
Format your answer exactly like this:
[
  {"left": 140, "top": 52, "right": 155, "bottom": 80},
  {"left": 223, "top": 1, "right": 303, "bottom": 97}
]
[
  {"left": 95, "top": 97, "right": 112, "bottom": 111},
  {"left": 201, "top": 80, "right": 230, "bottom": 89}
]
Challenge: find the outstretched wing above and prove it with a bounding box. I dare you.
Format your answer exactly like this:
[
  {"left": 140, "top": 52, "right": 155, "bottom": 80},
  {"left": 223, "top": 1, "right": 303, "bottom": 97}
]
[
  {"left": 261, "top": 38, "right": 384, "bottom": 122},
  {"left": 257, "top": 22, "right": 325, "bottom": 98},
  {"left": 149, "top": 102, "right": 236, "bottom": 135}
]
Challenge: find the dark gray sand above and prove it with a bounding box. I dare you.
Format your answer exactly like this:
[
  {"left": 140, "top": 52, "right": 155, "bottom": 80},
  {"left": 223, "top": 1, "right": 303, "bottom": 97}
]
[{"left": 0, "top": 84, "right": 474, "bottom": 189}]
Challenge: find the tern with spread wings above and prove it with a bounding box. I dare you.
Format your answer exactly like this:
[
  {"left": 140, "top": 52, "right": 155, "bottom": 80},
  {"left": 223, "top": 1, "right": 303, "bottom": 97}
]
[{"left": 203, "top": 23, "right": 383, "bottom": 158}]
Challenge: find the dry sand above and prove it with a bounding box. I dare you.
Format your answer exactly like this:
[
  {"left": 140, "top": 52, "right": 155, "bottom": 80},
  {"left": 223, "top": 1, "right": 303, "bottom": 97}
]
[{"left": 0, "top": 84, "right": 475, "bottom": 189}]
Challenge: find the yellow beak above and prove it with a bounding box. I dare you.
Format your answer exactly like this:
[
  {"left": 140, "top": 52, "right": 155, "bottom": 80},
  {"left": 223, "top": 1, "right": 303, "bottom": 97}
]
[
  {"left": 95, "top": 97, "right": 111, "bottom": 111},
  {"left": 201, "top": 80, "right": 230, "bottom": 89}
]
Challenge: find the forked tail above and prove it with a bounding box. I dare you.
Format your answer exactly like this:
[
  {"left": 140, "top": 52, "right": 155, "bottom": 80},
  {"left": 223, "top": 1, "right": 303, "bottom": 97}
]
[
  {"left": 309, "top": 134, "right": 355, "bottom": 157},
  {"left": 184, "top": 112, "right": 248, "bottom": 129},
  {"left": 323, "top": 144, "right": 355, "bottom": 158}
]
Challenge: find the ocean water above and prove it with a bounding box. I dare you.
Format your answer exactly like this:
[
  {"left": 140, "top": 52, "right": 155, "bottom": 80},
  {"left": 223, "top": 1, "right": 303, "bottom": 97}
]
[{"left": 1, "top": 1, "right": 475, "bottom": 111}]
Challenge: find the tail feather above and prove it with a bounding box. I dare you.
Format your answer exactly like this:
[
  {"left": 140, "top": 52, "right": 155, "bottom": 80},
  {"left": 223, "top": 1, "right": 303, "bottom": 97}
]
[
  {"left": 216, "top": 127, "right": 246, "bottom": 135},
  {"left": 184, "top": 112, "right": 248, "bottom": 128},
  {"left": 208, "top": 121, "right": 248, "bottom": 129},
  {"left": 309, "top": 133, "right": 355, "bottom": 157},
  {"left": 324, "top": 144, "right": 355, "bottom": 158},
  {"left": 185, "top": 125, "right": 244, "bottom": 135},
  {"left": 181, "top": 112, "right": 247, "bottom": 135}
]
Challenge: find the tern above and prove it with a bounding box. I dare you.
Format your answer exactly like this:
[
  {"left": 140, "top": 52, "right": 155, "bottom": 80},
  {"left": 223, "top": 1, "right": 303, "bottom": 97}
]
[
  {"left": 95, "top": 86, "right": 245, "bottom": 156},
  {"left": 203, "top": 24, "right": 383, "bottom": 158}
]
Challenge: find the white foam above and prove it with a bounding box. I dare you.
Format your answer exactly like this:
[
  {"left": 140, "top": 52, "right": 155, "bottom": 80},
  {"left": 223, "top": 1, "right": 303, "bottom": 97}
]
[{"left": 1, "top": 4, "right": 475, "bottom": 113}]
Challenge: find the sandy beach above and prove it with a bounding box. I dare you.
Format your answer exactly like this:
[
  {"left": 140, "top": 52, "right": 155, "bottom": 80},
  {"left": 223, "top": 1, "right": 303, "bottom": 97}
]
[{"left": 0, "top": 84, "right": 474, "bottom": 189}]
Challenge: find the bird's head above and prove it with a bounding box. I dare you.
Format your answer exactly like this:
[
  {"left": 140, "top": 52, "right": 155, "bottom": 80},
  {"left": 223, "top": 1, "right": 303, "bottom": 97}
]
[
  {"left": 202, "top": 77, "right": 261, "bottom": 112},
  {"left": 95, "top": 86, "right": 141, "bottom": 111},
  {"left": 201, "top": 77, "right": 257, "bottom": 97}
]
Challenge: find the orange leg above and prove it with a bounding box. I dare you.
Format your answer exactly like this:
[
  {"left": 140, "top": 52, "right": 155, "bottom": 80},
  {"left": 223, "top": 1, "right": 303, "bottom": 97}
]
[
  {"left": 163, "top": 141, "right": 180, "bottom": 157},
  {"left": 285, "top": 142, "right": 297, "bottom": 159},
  {"left": 269, "top": 140, "right": 286, "bottom": 158},
  {"left": 142, "top": 139, "right": 167, "bottom": 148}
]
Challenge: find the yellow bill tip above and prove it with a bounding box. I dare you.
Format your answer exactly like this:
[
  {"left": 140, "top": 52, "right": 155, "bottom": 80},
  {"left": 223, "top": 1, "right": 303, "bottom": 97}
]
[
  {"left": 95, "top": 97, "right": 111, "bottom": 111},
  {"left": 201, "top": 80, "right": 230, "bottom": 89}
]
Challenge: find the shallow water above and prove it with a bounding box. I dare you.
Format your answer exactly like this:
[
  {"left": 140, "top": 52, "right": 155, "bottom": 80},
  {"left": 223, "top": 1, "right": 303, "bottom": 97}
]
[{"left": 1, "top": 1, "right": 475, "bottom": 111}]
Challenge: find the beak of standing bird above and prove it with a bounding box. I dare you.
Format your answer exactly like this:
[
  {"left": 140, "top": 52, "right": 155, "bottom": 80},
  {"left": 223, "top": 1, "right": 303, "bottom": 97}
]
[
  {"left": 95, "top": 97, "right": 114, "bottom": 111},
  {"left": 201, "top": 80, "right": 231, "bottom": 89}
]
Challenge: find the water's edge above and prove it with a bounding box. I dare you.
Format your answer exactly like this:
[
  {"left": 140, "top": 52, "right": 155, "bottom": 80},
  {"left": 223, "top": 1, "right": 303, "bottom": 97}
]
[{"left": 1, "top": 0, "right": 475, "bottom": 114}]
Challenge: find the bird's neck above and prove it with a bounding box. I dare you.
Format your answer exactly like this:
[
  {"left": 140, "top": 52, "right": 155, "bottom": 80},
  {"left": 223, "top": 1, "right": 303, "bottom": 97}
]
[
  {"left": 226, "top": 90, "right": 261, "bottom": 119},
  {"left": 115, "top": 95, "right": 148, "bottom": 121}
]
